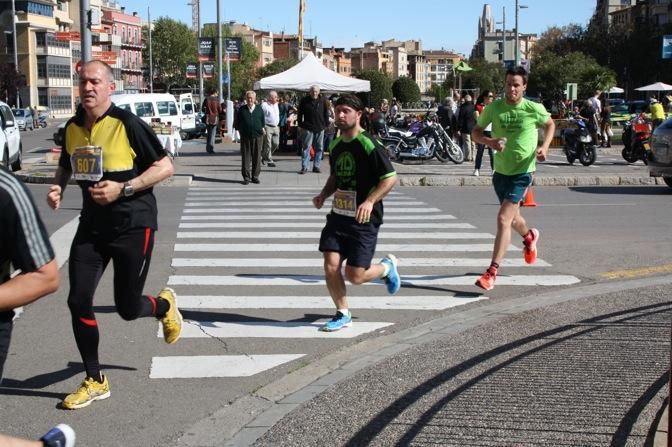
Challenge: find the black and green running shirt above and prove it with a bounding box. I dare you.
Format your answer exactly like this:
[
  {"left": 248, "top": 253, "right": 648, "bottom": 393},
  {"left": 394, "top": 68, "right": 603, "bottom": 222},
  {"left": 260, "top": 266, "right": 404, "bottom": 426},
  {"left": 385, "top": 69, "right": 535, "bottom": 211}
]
[
  {"left": 59, "top": 104, "right": 167, "bottom": 233},
  {"left": 328, "top": 130, "right": 396, "bottom": 225}
]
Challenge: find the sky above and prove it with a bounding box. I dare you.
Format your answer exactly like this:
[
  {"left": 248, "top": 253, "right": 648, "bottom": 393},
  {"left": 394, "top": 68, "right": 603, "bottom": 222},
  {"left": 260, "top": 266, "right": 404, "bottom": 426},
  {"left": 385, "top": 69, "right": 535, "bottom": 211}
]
[{"left": 120, "top": 0, "right": 597, "bottom": 56}]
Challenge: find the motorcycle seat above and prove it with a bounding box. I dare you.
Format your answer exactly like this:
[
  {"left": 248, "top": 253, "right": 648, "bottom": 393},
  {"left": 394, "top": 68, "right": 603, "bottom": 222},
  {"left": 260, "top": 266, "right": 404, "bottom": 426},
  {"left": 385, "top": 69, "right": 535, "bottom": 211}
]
[{"left": 388, "top": 128, "right": 414, "bottom": 138}]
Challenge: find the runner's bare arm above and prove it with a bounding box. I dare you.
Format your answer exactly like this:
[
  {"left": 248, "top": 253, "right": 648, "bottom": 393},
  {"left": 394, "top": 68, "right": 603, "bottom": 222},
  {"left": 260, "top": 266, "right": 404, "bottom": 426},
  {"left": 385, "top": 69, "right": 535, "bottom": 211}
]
[
  {"left": 0, "top": 259, "right": 59, "bottom": 311},
  {"left": 47, "top": 166, "right": 72, "bottom": 210}
]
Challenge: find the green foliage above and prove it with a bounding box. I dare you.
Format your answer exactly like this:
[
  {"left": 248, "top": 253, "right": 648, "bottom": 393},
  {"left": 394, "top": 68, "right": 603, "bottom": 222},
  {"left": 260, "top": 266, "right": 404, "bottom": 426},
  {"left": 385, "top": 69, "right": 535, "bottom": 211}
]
[
  {"left": 459, "top": 59, "right": 505, "bottom": 94},
  {"left": 531, "top": 20, "right": 672, "bottom": 99},
  {"left": 528, "top": 51, "right": 615, "bottom": 100},
  {"left": 391, "top": 76, "right": 421, "bottom": 103},
  {"left": 142, "top": 17, "right": 196, "bottom": 90},
  {"left": 428, "top": 83, "right": 450, "bottom": 103},
  {"left": 199, "top": 24, "right": 259, "bottom": 100},
  {"left": 354, "top": 70, "right": 393, "bottom": 108},
  {"left": 256, "top": 58, "right": 299, "bottom": 80}
]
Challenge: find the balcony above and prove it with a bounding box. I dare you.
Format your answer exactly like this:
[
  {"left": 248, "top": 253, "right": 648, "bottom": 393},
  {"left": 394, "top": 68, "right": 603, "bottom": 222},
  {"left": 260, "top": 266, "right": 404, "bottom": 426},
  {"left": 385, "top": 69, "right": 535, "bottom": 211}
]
[{"left": 121, "top": 37, "right": 142, "bottom": 48}]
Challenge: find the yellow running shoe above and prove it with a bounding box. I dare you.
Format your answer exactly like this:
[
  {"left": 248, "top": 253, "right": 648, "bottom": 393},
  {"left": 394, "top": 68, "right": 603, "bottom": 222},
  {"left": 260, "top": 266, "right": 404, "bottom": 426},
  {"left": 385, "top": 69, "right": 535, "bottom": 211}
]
[
  {"left": 159, "top": 287, "right": 182, "bottom": 344},
  {"left": 62, "top": 375, "right": 110, "bottom": 410}
]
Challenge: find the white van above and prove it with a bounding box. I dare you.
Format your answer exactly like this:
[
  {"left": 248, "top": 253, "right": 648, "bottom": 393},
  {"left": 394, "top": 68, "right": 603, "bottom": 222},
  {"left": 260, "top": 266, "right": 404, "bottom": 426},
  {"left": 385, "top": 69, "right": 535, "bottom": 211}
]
[{"left": 111, "top": 93, "right": 199, "bottom": 140}]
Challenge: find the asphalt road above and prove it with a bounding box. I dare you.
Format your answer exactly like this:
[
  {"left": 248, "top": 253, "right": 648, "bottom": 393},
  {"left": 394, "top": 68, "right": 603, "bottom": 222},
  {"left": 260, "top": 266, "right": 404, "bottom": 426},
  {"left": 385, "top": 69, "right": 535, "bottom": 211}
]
[{"left": 0, "top": 133, "right": 669, "bottom": 446}]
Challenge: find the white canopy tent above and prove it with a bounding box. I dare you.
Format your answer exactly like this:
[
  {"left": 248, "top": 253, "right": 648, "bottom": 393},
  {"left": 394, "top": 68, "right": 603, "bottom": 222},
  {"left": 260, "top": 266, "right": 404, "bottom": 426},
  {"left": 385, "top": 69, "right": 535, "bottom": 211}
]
[
  {"left": 253, "top": 53, "right": 370, "bottom": 93},
  {"left": 635, "top": 82, "right": 672, "bottom": 92},
  {"left": 607, "top": 86, "right": 624, "bottom": 94}
]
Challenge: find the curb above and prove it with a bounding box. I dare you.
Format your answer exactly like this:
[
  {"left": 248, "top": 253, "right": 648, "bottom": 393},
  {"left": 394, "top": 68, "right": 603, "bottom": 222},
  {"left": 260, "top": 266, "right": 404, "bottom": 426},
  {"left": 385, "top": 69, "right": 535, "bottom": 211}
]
[
  {"left": 176, "top": 275, "right": 672, "bottom": 446},
  {"left": 397, "top": 174, "right": 667, "bottom": 187}
]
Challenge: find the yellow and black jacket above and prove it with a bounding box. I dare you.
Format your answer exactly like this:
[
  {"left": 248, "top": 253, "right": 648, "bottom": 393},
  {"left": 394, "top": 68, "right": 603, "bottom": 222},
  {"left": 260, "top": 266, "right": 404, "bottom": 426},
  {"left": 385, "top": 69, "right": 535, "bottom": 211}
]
[{"left": 59, "top": 104, "right": 167, "bottom": 234}]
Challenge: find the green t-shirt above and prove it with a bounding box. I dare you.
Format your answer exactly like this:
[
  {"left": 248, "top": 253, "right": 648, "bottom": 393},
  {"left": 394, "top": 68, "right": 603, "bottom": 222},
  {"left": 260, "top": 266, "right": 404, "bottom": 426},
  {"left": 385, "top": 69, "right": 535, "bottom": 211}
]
[{"left": 477, "top": 98, "right": 550, "bottom": 175}]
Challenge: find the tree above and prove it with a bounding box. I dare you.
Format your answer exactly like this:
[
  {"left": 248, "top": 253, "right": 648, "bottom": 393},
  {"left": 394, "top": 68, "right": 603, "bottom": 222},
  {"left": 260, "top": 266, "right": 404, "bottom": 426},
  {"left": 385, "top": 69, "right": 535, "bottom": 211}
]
[
  {"left": 391, "top": 76, "right": 421, "bottom": 103},
  {"left": 142, "top": 17, "right": 196, "bottom": 92},
  {"left": 527, "top": 51, "right": 616, "bottom": 101},
  {"left": 201, "top": 24, "right": 259, "bottom": 100},
  {"left": 256, "top": 58, "right": 298, "bottom": 79},
  {"left": 454, "top": 59, "right": 505, "bottom": 95},
  {"left": 354, "top": 70, "right": 392, "bottom": 108}
]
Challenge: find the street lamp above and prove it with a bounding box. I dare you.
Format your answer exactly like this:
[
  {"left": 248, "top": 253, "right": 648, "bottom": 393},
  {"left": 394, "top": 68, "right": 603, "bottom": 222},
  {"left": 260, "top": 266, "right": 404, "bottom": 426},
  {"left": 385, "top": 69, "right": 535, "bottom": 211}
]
[{"left": 514, "top": 0, "right": 528, "bottom": 68}]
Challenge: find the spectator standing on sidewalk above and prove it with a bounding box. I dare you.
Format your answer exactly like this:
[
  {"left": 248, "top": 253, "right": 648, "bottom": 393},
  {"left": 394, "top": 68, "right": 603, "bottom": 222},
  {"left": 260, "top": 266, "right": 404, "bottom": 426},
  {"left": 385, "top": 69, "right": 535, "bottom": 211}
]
[
  {"left": 261, "top": 91, "right": 280, "bottom": 167},
  {"left": 203, "top": 88, "right": 221, "bottom": 154},
  {"left": 649, "top": 97, "right": 665, "bottom": 130},
  {"left": 234, "top": 90, "right": 265, "bottom": 185},
  {"left": 323, "top": 99, "right": 336, "bottom": 153},
  {"left": 46, "top": 60, "right": 181, "bottom": 410},
  {"left": 457, "top": 94, "right": 477, "bottom": 161},
  {"left": 0, "top": 166, "right": 59, "bottom": 382},
  {"left": 311, "top": 94, "right": 400, "bottom": 332},
  {"left": 472, "top": 66, "right": 554, "bottom": 291},
  {"left": 473, "top": 90, "right": 495, "bottom": 176},
  {"left": 297, "top": 85, "right": 330, "bottom": 174},
  {"left": 278, "top": 94, "right": 293, "bottom": 151}
]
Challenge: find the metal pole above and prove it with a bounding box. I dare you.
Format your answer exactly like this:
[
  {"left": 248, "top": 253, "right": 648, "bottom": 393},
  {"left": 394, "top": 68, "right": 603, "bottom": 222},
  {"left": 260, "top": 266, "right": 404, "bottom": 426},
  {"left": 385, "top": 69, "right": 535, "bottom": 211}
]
[
  {"left": 10, "top": 0, "right": 19, "bottom": 107},
  {"left": 226, "top": 53, "right": 231, "bottom": 103},
  {"left": 197, "top": 0, "right": 203, "bottom": 105},
  {"left": 217, "top": 0, "right": 223, "bottom": 104},
  {"left": 514, "top": 0, "right": 519, "bottom": 67},
  {"left": 148, "top": 6, "right": 153, "bottom": 93},
  {"left": 80, "top": 0, "right": 91, "bottom": 62},
  {"left": 502, "top": 7, "right": 506, "bottom": 64}
]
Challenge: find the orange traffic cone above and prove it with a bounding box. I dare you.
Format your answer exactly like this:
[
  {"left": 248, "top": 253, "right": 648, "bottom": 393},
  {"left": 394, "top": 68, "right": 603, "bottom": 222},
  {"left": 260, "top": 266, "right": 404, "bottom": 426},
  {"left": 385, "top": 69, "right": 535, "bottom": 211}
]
[{"left": 521, "top": 187, "right": 537, "bottom": 207}]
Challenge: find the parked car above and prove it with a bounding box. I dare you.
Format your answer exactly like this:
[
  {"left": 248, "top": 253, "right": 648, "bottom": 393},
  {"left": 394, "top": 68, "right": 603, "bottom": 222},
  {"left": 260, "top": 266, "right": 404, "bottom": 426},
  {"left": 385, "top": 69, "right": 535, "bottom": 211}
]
[
  {"left": 12, "top": 108, "right": 34, "bottom": 131},
  {"left": 610, "top": 103, "right": 632, "bottom": 127},
  {"left": 628, "top": 100, "right": 648, "bottom": 115},
  {"left": 648, "top": 117, "right": 672, "bottom": 188},
  {"left": 53, "top": 121, "right": 65, "bottom": 146},
  {"left": 0, "top": 100, "right": 23, "bottom": 171}
]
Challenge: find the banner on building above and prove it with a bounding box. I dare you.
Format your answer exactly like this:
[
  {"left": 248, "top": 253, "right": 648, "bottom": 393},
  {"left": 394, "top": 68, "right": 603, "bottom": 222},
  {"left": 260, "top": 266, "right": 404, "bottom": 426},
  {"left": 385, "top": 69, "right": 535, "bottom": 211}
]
[
  {"left": 186, "top": 63, "right": 198, "bottom": 79},
  {"left": 223, "top": 37, "right": 242, "bottom": 61},
  {"left": 199, "top": 38, "right": 216, "bottom": 62},
  {"left": 663, "top": 35, "right": 672, "bottom": 60},
  {"left": 203, "top": 63, "right": 215, "bottom": 79}
]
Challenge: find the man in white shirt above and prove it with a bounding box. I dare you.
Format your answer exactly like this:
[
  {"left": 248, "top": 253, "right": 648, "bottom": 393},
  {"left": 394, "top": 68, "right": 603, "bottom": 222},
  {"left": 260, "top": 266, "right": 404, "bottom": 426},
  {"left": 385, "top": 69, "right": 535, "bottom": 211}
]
[{"left": 261, "top": 91, "right": 280, "bottom": 167}]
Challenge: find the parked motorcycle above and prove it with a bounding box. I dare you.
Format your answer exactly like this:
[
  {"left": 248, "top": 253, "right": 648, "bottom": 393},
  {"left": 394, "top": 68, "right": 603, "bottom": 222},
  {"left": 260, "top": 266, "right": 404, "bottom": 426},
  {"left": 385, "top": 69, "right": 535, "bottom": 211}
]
[
  {"left": 36, "top": 113, "right": 48, "bottom": 128},
  {"left": 374, "top": 113, "right": 463, "bottom": 164},
  {"left": 621, "top": 114, "right": 650, "bottom": 164},
  {"left": 562, "top": 118, "right": 597, "bottom": 166}
]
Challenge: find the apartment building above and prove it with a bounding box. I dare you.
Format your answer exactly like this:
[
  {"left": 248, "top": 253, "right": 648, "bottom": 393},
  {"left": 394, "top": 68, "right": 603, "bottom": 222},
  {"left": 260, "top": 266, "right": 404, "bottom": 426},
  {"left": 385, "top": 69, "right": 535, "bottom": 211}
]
[
  {"left": 382, "top": 39, "right": 429, "bottom": 93},
  {"left": 348, "top": 42, "right": 393, "bottom": 76},
  {"left": 323, "top": 47, "right": 352, "bottom": 77},
  {"left": 424, "top": 50, "right": 463, "bottom": 87},
  {"left": 273, "top": 33, "right": 321, "bottom": 61},
  {"left": 227, "top": 21, "right": 273, "bottom": 68}
]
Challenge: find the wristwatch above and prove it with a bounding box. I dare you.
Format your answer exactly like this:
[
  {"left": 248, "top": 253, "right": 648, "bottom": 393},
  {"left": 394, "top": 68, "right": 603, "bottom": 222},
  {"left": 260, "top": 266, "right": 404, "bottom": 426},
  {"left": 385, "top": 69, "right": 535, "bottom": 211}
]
[{"left": 122, "top": 181, "right": 134, "bottom": 197}]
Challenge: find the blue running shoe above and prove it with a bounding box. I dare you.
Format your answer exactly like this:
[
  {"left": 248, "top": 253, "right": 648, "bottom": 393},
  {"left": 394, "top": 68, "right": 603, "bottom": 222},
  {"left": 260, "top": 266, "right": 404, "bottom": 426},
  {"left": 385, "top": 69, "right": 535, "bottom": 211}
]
[
  {"left": 381, "top": 254, "right": 400, "bottom": 295},
  {"left": 320, "top": 311, "right": 352, "bottom": 332}
]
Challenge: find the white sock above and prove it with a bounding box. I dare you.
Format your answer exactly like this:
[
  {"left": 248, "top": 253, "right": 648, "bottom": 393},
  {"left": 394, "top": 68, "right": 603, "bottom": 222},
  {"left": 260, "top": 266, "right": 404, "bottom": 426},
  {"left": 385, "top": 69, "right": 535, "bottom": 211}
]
[
  {"left": 381, "top": 262, "right": 391, "bottom": 278},
  {"left": 337, "top": 308, "right": 349, "bottom": 317}
]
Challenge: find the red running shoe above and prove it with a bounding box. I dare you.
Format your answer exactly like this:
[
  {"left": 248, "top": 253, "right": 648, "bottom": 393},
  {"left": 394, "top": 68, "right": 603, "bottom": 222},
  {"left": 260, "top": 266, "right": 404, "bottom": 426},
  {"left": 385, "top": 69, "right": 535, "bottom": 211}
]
[
  {"left": 523, "top": 228, "right": 540, "bottom": 265},
  {"left": 475, "top": 269, "right": 496, "bottom": 291}
]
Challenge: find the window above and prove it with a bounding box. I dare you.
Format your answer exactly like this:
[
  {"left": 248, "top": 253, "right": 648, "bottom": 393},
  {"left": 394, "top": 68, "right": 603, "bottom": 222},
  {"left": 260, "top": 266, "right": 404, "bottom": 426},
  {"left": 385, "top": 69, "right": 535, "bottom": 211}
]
[
  {"left": 117, "top": 103, "right": 131, "bottom": 112},
  {"left": 36, "top": 32, "right": 46, "bottom": 47},
  {"left": 16, "top": 1, "right": 54, "bottom": 16},
  {"left": 133, "top": 102, "right": 155, "bottom": 117},
  {"left": 37, "top": 58, "right": 47, "bottom": 78},
  {"left": 156, "top": 101, "right": 177, "bottom": 116}
]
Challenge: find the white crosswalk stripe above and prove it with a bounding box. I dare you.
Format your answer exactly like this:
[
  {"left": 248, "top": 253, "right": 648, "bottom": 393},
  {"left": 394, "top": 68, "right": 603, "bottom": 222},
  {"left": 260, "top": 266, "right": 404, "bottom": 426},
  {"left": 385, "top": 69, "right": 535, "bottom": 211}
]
[{"left": 152, "top": 186, "right": 580, "bottom": 379}]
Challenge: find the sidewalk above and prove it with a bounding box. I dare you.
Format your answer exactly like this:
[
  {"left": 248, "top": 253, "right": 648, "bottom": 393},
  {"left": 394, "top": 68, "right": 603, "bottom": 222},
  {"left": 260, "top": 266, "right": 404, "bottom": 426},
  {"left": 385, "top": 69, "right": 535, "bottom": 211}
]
[{"left": 16, "top": 140, "right": 667, "bottom": 187}]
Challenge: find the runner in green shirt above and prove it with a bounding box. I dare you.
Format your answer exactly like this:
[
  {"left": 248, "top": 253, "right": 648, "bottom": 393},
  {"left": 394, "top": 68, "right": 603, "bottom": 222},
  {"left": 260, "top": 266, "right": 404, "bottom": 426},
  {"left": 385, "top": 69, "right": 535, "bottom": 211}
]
[{"left": 471, "top": 66, "right": 555, "bottom": 291}]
